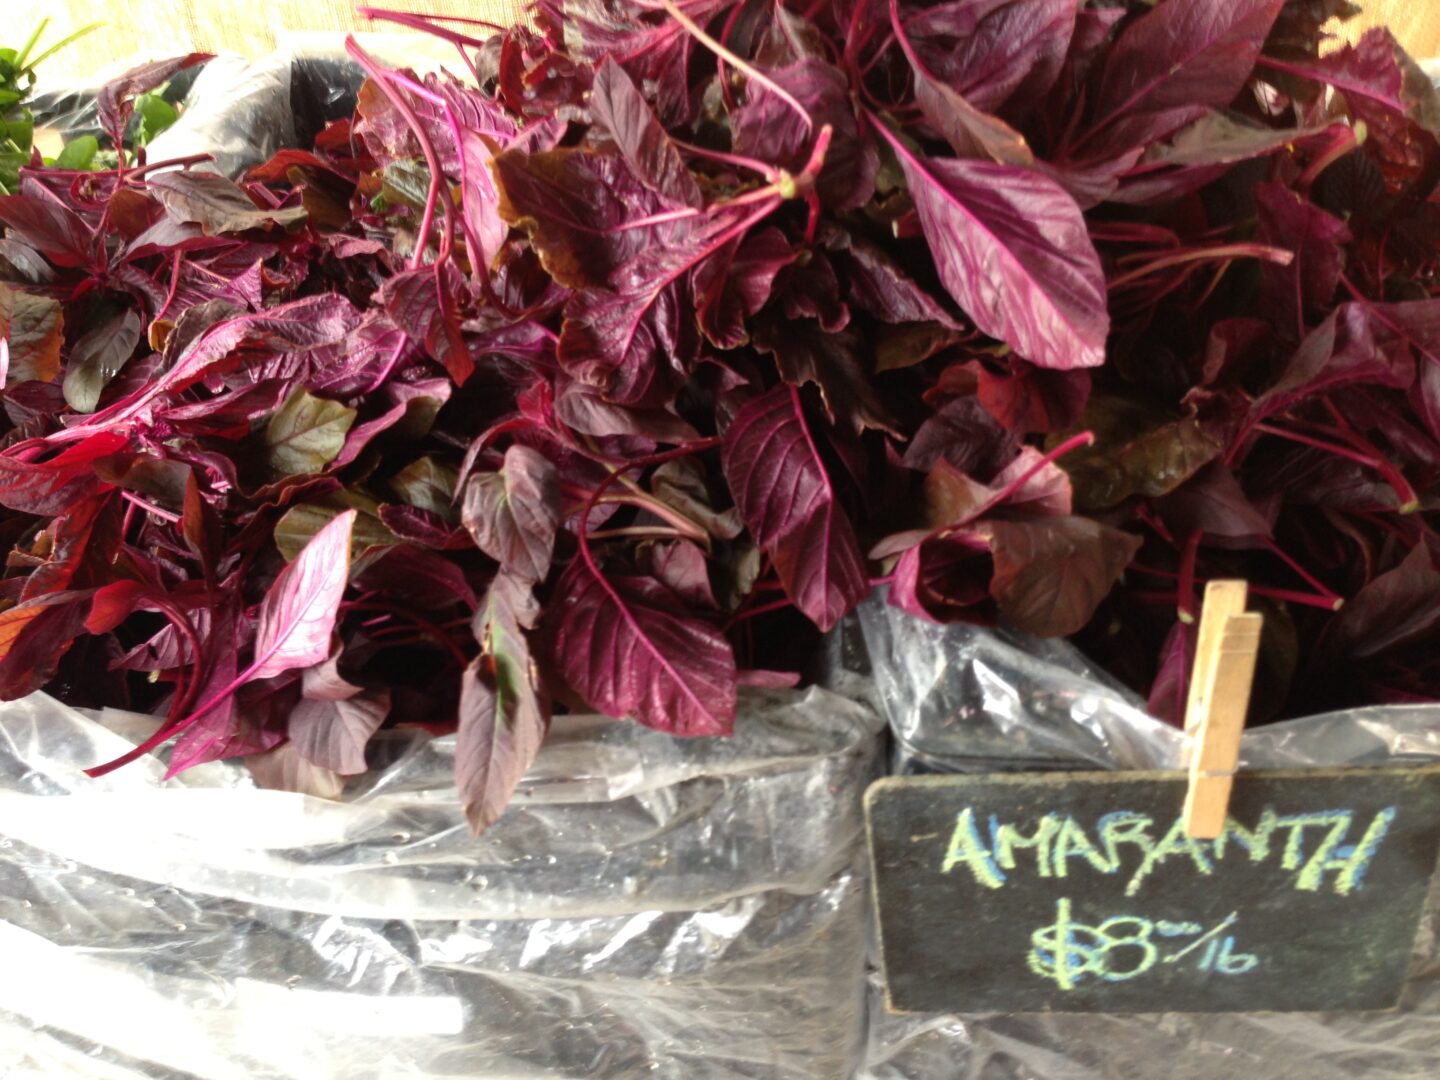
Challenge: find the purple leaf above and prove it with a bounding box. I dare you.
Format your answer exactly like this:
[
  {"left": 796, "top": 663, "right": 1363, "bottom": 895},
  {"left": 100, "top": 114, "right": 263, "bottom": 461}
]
[
  {"left": 643, "top": 540, "right": 718, "bottom": 610},
  {"left": 981, "top": 516, "right": 1143, "bottom": 637},
  {"left": 147, "top": 172, "right": 308, "bottom": 235},
  {"left": 903, "top": 0, "right": 1078, "bottom": 115},
  {"left": 1261, "top": 28, "right": 1440, "bottom": 178},
  {"left": 290, "top": 688, "right": 390, "bottom": 775},
  {"left": 97, "top": 53, "right": 211, "bottom": 148},
  {"left": 692, "top": 227, "right": 796, "bottom": 349},
  {"left": 1, "top": 282, "right": 64, "bottom": 386},
  {"left": 589, "top": 58, "right": 702, "bottom": 209},
  {"left": 378, "top": 504, "right": 468, "bottom": 549},
  {"left": 557, "top": 216, "right": 754, "bottom": 403},
  {"left": 732, "top": 57, "right": 878, "bottom": 210},
  {"left": 1251, "top": 304, "right": 1416, "bottom": 424},
  {"left": 1321, "top": 544, "right": 1440, "bottom": 660},
  {"left": 1084, "top": 0, "right": 1286, "bottom": 154},
  {"left": 876, "top": 134, "right": 1108, "bottom": 370},
  {"left": 722, "top": 386, "right": 868, "bottom": 632},
  {"left": 377, "top": 262, "right": 474, "bottom": 385},
  {"left": 0, "top": 591, "right": 93, "bottom": 698},
  {"left": 1147, "top": 620, "right": 1194, "bottom": 725},
  {"left": 975, "top": 360, "right": 1091, "bottom": 435},
  {"left": 818, "top": 223, "right": 960, "bottom": 328},
  {"left": 754, "top": 318, "right": 901, "bottom": 437},
  {"left": 77, "top": 295, "right": 361, "bottom": 432},
  {"left": 903, "top": 395, "right": 1018, "bottom": 477},
  {"left": 250, "top": 510, "right": 355, "bottom": 680},
  {"left": 63, "top": 309, "right": 142, "bottom": 413},
  {"left": 0, "top": 195, "right": 93, "bottom": 269},
  {"left": 888, "top": 532, "right": 996, "bottom": 624},
  {"left": 301, "top": 652, "right": 363, "bottom": 702},
  {"left": 162, "top": 603, "right": 245, "bottom": 776},
  {"left": 356, "top": 545, "right": 478, "bottom": 611},
  {"left": 493, "top": 148, "right": 670, "bottom": 288},
  {"left": 457, "top": 573, "right": 549, "bottom": 833},
  {"left": 169, "top": 697, "right": 284, "bottom": 776},
  {"left": 1255, "top": 183, "right": 1351, "bottom": 335},
  {"left": 1157, "top": 462, "right": 1273, "bottom": 544},
  {"left": 0, "top": 431, "right": 129, "bottom": 515},
  {"left": 1415, "top": 356, "right": 1440, "bottom": 444},
  {"left": 891, "top": 4, "right": 1036, "bottom": 166},
  {"left": 553, "top": 377, "right": 701, "bottom": 442},
  {"left": 549, "top": 560, "right": 736, "bottom": 736},
  {"left": 461, "top": 444, "right": 561, "bottom": 584}
]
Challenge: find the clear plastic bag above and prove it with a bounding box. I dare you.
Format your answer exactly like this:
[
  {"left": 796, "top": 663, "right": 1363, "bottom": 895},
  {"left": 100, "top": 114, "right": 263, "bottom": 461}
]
[
  {"left": 852, "top": 598, "right": 1440, "bottom": 1080},
  {"left": 0, "top": 687, "right": 881, "bottom": 1079}
]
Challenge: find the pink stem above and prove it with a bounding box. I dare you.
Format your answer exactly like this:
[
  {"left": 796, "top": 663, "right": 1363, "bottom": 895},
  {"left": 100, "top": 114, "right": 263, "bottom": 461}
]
[
  {"left": 671, "top": 138, "right": 779, "bottom": 180},
  {"left": 356, "top": 6, "right": 492, "bottom": 49},
  {"left": 119, "top": 490, "right": 180, "bottom": 523},
  {"left": 1108, "top": 245, "right": 1294, "bottom": 291},
  {"left": 656, "top": 0, "right": 814, "bottom": 133},
  {"left": 986, "top": 431, "right": 1095, "bottom": 511},
  {"left": 724, "top": 596, "right": 796, "bottom": 630}
]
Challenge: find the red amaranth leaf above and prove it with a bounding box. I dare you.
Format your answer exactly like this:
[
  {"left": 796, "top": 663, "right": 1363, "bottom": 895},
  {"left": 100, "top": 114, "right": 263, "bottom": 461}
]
[
  {"left": 96, "top": 53, "right": 212, "bottom": 149},
  {"left": 0, "top": 591, "right": 93, "bottom": 696},
  {"left": 732, "top": 57, "right": 878, "bottom": 210},
  {"left": 462, "top": 444, "right": 562, "bottom": 584},
  {"left": 549, "top": 559, "right": 736, "bottom": 736},
  {"left": 0, "top": 190, "right": 94, "bottom": 269},
  {"left": 250, "top": 510, "right": 356, "bottom": 680},
  {"left": 457, "top": 572, "right": 549, "bottom": 832},
  {"left": 981, "top": 516, "right": 1143, "bottom": 637},
  {"left": 1, "top": 282, "right": 64, "bottom": 386},
  {"left": 1083, "top": 0, "right": 1286, "bottom": 155},
  {"left": 903, "top": 0, "right": 1078, "bottom": 116},
  {"left": 290, "top": 688, "right": 391, "bottom": 775},
  {"left": 875, "top": 131, "right": 1109, "bottom": 371},
  {"left": 147, "top": 171, "right": 309, "bottom": 235},
  {"left": 589, "top": 57, "right": 702, "bottom": 209},
  {"left": 0, "top": 431, "right": 129, "bottom": 515},
  {"left": 378, "top": 262, "right": 474, "bottom": 385},
  {"left": 722, "top": 386, "right": 868, "bottom": 631},
  {"left": 1254, "top": 183, "right": 1351, "bottom": 336},
  {"left": 493, "top": 148, "right": 670, "bottom": 288}
]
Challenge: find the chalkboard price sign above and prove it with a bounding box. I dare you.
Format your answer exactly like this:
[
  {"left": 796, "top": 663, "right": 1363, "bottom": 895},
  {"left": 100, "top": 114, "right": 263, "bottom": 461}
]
[{"left": 865, "top": 767, "right": 1440, "bottom": 1014}]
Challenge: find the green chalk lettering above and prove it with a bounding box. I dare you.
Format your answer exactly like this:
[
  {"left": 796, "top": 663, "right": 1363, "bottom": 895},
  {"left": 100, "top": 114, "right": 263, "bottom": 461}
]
[
  {"left": 1298, "top": 806, "right": 1397, "bottom": 895},
  {"left": 1295, "top": 811, "right": 1359, "bottom": 892},
  {"left": 1210, "top": 807, "right": 1278, "bottom": 864},
  {"left": 1276, "top": 811, "right": 1351, "bottom": 872},
  {"left": 1052, "top": 816, "right": 1115, "bottom": 877},
  {"left": 1125, "top": 816, "right": 1214, "bottom": 896},
  {"left": 1098, "top": 812, "right": 1155, "bottom": 872},
  {"left": 941, "top": 807, "right": 1004, "bottom": 888},
  {"left": 994, "top": 814, "right": 1061, "bottom": 878}
]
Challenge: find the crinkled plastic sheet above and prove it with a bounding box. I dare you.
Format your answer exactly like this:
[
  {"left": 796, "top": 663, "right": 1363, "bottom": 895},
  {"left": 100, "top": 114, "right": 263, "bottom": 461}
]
[
  {"left": 853, "top": 598, "right": 1440, "bottom": 1079},
  {"left": 0, "top": 687, "right": 881, "bottom": 1079}
]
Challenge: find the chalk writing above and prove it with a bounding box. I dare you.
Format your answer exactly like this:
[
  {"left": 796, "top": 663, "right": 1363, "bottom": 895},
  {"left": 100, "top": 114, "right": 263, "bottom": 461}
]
[
  {"left": 942, "top": 804, "right": 1397, "bottom": 897},
  {"left": 867, "top": 769, "right": 1440, "bottom": 1013},
  {"left": 1028, "top": 899, "right": 1259, "bottom": 990}
]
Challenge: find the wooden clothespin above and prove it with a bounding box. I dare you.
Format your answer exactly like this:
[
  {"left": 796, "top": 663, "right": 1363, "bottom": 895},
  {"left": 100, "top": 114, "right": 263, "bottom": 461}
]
[{"left": 1182, "top": 580, "right": 1264, "bottom": 840}]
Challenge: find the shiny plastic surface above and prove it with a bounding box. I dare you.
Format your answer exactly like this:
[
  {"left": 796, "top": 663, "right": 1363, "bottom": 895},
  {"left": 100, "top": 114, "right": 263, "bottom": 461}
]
[
  {"left": 854, "top": 598, "right": 1440, "bottom": 1079},
  {"left": 0, "top": 688, "right": 881, "bottom": 1079}
]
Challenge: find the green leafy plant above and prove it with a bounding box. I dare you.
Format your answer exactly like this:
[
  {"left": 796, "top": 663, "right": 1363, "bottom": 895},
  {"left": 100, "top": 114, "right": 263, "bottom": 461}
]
[{"left": 0, "top": 19, "right": 100, "bottom": 192}]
